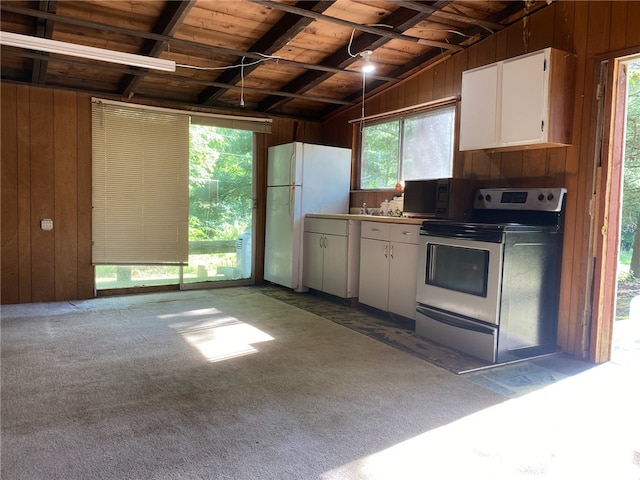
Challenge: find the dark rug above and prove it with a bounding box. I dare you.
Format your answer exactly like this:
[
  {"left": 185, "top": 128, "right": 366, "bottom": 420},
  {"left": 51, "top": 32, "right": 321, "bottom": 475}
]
[
  {"left": 255, "top": 284, "right": 490, "bottom": 374},
  {"left": 255, "top": 284, "right": 596, "bottom": 396}
]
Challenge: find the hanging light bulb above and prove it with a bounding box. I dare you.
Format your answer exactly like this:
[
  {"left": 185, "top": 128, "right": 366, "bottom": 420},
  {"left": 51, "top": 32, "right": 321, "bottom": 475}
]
[{"left": 360, "top": 50, "right": 375, "bottom": 73}]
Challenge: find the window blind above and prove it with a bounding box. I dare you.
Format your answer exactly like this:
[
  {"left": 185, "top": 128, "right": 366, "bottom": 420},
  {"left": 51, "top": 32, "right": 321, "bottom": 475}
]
[{"left": 91, "top": 99, "right": 189, "bottom": 264}]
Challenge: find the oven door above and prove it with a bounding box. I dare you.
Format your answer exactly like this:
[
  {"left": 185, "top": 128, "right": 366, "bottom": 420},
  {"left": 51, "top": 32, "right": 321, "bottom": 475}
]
[{"left": 416, "top": 235, "right": 503, "bottom": 325}]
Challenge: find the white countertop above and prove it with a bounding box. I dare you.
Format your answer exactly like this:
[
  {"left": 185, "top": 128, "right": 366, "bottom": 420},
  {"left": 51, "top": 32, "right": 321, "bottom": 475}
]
[{"left": 306, "top": 213, "right": 425, "bottom": 225}]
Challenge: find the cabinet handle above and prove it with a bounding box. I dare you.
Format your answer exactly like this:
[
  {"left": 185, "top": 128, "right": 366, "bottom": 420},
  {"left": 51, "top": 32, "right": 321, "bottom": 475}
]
[
  {"left": 370, "top": 227, "right": 381, "bottom": 232},
  {"left": 319, "top": 237, "right": 324, "bottom": 248},
  {"left": 390, "top": 245, "right": 394, "bottom": 259},
  {"left": 384, "top": 244, "right": 388, "bottom": 258},
  {"left": 402, "top": 231, "right": 413, "bottom": 235},
  {"left": 323, "top": 236, "right": 328, "bottom": 248}
]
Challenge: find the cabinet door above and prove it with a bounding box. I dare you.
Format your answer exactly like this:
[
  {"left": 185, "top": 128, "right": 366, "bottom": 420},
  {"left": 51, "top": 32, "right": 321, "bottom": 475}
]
[
  {"left": 322, "top": 234, "right": 348, "bottom": 298},
  {"left": 388, "top": 242, "right": 420, "bottom": 319},
  {"left": 459, "top": 63, "right": 499, "bottom": 151},
  {"left": 302, "top": 232, "right": 324, "bottom": 291},
  {"left": 500, "top": 50, "right": 548, "bottom": 146},
  {"left": 358, "top": 238, "right": 390, "bottom": 311}
]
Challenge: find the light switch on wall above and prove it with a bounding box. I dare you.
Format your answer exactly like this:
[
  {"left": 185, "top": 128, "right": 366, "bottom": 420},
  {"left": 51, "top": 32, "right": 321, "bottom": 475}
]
[{"left": 40, "top": 219, "right": 53, "bottom": 231}]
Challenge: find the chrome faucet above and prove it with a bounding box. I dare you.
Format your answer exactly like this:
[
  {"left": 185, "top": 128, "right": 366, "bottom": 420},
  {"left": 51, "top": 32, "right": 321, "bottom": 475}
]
[{"left": 362, "top": 203, "right": 369, "bottom": 215}]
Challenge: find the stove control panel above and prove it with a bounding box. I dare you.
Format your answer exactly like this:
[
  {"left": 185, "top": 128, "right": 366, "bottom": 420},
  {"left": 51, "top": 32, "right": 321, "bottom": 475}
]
[{"left": 474, "top": 187, "right": 567, "bottom": 212}]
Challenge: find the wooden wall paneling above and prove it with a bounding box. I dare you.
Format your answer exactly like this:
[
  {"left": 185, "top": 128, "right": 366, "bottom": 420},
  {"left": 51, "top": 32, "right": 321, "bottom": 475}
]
[
  {"left": 577, "top": 0, "right": 614, "bottom": 360},
  {"left": 403, "top": 75, "right": 419, "bottom": 109},
  {"left": 255, "top": 133, "right": 267, "bottom": 283},
  {"left": 466, "top": 41, "right": 479, "bottom": 70},
  {"left": 443, "top": 58, "right": 456, "bottom": 98},
  {"left": 625, "top": 1, "right": 640, "bottom": 47},
  {"left": 494, "top": 29, "right": 509, "bottom": 62},
  {"left": 362, "top": 93, "right": 379, "bottom": 119},
  {"left": 566, "top": 0, "right": 611, "bottom": 357},
  {"left": 505, "top": 19, "right": 528, "bottom": 58},
  {"left": 432, "top": 62, "right": 446, "bottom": 99},
  {"left": 452, "top": 49, "right": 467, "bottom": 95},
  {"left": 579, "top": 1, "right": 614, "bottom": 359},
  {"left": 609, "top": 1, "right": 628, "bottom": 52},
  {"left": 54, "top": 89, "right": 79, "bottom": 300},
  {"left": 488, "top": 153, "right": 501, "bottom": 180},
  {"left": 521, "top": 150, "right": 547, "bottom": 183},
  {"left": 475, "top": 33, "right": 497, "bottom": 68},
  {"left": 17, "top": 85, "right": 32, "bottom": 303},
  {"left": 554, "top": 1, "right": 588, "bottom": 355},
  {"left": 29, "top": 87, "right": 56, "bottom": 302},
  {"left": 499, "top": 151, "right": 524, "bottom": 181},
  {"left": 527, "top": 3, "right": 555, "bottom": 52},
  {"left": 460, "top": 151, "right": 473, "bottom": 179},
  {"left": 471, "top": 150, "right": 493, "bottom": 179},
  {"left": 555, "top": 1, "right": 588, "bottom": 355},
  {"left": 1, "top": 84, "right": 20, "bottom": 304},
  {"left": 417, "top": 68, "right": 434, "bottom": 104},
  {"left": 394, "top": 79, "right": 407, "bottom": 110},
  {"left": 383, "top": 85, "right": 399, "bottom": 113},
  {"left": 451, "top": 51, "right": 467, "bottom": 178},
  {"left": 322, "top": 110, "right": 352, "bottom": 149},
  {"left": 553, "top": 1, "right": 576, "bottom": 54},
  {"left": 546, "top": 148, "right": 567, "bottom": 187},
  {"left": 76, "top": 94, "right": 94, "bottom": 299}
]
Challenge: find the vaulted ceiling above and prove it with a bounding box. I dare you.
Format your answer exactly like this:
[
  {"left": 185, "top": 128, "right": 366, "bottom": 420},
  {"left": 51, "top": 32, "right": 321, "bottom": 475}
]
[{"left": 1, "top": 1, "right": 550, "bottom": 120}]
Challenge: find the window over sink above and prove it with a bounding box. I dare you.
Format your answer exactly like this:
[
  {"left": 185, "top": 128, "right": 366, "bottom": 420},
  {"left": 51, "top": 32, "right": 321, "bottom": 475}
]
[{"left": 359, "top": 102, "right": 455, "bottom": 189}]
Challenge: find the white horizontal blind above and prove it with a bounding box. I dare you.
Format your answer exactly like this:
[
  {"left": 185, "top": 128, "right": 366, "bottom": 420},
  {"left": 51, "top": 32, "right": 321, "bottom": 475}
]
[{"left": 92, "top": 100, "right": 189, "bottom": 264}]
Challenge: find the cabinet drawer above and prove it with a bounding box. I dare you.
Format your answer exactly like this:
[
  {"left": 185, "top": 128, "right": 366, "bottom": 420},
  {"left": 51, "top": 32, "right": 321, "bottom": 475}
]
[
  {"left": 390, "top": 224, "right": 420, "bottom": 244},
  {"left": 361, "top": 221, "right": 390, "bottom": 241},
  {"left": 304, "top": 218, "right": 348, "bottom": 236}
]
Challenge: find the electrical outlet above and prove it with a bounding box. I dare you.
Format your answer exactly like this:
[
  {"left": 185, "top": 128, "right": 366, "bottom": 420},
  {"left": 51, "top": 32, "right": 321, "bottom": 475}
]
[{"left": 40, "top": 219, "right": 53, "bottom": 231}]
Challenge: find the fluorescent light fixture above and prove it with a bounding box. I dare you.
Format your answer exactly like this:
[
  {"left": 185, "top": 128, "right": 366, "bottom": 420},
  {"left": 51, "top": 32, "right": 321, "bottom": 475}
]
[
  {"left": 0, "top": 31, "right": 176, "bottom": 72},
  {"left": 360, "top": 50, "right": 375, "bottom": 73}
]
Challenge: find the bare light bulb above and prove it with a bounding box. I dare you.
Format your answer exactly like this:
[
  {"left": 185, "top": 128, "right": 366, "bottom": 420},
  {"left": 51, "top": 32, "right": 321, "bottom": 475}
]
[{"left": 360, "top": 50, "right": 375, "bottom": 73}]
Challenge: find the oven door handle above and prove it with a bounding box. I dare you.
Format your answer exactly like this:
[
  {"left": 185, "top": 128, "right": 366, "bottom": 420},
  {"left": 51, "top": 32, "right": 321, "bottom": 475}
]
[{"left": 416, "top": 305, "right": 495, "bottom": 335}]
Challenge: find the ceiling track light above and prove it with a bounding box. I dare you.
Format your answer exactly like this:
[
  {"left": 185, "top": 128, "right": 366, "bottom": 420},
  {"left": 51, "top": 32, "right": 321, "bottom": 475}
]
[
  {"left": 360, "top": 50, "right": 375, "bottom": 73},
  {"left": 0, "top": 31, "right": 176, "bottom": 72}
]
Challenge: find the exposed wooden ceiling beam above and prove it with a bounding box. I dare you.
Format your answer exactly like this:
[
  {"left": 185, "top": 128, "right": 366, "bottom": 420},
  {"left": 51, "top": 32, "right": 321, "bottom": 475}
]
[
  {"left": 198, "top": 1, "right": 333, "bottom": 106},
  {"left": 120, "top": 0, "right": 196, "bottom": 98},
  {"left": 31, "top": 0, "right": 57, "bottom": 84},
  {"left": 0, "top": 4, "right": 397, "bottom": 82},
  {"left": 248, "top": 0, "right": 462, "bottom": 52},
  {"left": 1, "top": 48, "right": 356, "bottom": 107},
  {"left": 258, "top": 1, "right": 454, "bottom": 114},
  {"left": 397, "top": 0, "right": 505, "bottom": 32}
]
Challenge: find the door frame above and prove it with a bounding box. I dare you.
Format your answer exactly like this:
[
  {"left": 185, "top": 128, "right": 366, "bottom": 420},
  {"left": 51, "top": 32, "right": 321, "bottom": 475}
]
[{"left": 590, "top": 47, "right": 640, "bottom": 363}]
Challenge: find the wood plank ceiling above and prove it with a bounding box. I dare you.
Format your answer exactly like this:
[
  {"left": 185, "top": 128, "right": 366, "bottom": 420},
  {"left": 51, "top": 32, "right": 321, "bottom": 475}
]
[{"left": 0, "top": 0, "right": 549, "bottom": 120}]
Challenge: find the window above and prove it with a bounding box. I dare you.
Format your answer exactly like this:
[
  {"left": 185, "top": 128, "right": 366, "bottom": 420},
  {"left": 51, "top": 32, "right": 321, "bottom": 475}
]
[
  {"left": 360, "top": 103, "right": 455, "bottom": 189},
  {"left": 91, "top": 99, "right": 271, "bottom": 290}
]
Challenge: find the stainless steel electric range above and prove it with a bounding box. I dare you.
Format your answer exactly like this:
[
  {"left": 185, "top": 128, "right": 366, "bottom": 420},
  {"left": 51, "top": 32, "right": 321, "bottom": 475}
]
[{"left": 415, "top": 187, "right": 566, "bottom": 364}]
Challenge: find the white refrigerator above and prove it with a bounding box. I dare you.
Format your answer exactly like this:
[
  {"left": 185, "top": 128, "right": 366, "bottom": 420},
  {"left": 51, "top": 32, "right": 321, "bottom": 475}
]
[{"left": 264, "top": 142, "right": 352, "bottom": 291}]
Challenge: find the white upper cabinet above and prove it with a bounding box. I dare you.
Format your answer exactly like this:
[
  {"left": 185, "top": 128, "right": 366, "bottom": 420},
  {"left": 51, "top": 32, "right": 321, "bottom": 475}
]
[
  {"left": 460, "top": 47, "right": 575, "bottom": 151},
  {"left": 459, "top": 63, "right": 500, "bottom": 151}
]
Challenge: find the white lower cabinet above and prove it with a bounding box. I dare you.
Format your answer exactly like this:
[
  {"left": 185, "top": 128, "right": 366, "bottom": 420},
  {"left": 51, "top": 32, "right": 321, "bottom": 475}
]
[
  {"left": 359, "top": 222, "right": 420, "bottom": 319},
  {"left": 303, "top": 217, "right": 360, "bottom": 298}
]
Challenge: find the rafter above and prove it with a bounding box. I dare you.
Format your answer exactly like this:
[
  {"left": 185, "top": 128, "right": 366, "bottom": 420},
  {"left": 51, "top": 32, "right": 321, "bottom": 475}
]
[
  {"left": 198, "top": 1, "right": 333, "bottom": 106},
  {"left": 31, "top": 0, "right": 57, "bottom": 84},
  {"left": 258, "top": 1, "right": 454, "bottom": 114},
  {"left": 249, "top": 0, "right": 462, "bottom": 51},
  {"left": 0, "top": 4, "right": 396, "bottom": 82},
  {"left": 120, "top": 0, "right": 196, "bottom": 98}
]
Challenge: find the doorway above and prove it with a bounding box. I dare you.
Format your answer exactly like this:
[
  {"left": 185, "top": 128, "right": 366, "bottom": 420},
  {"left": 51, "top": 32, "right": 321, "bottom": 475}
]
[
  {"left": 592, "top": 53, "right": 640, "bottom": 364},
  {"left": 612, "top": 58, "right": 640, "bottom": 364},
  {"left": 94, "top": 124, "right": 255, "bottom": 290},
  {"left": 184, "top": 125, "right": 255, "bottom": 285}
]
